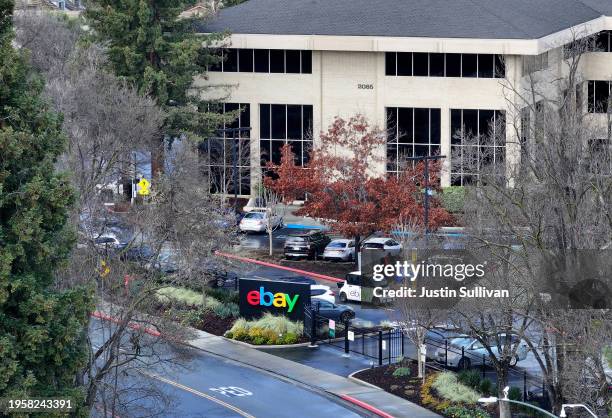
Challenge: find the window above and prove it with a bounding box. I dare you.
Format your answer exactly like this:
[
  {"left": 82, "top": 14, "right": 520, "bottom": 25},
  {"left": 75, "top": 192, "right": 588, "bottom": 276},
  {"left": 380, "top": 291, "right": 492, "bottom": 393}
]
[
  {"left": 587, "top": 80, "right": 611, "bottom": 113},
  {"left": 450, "top": 109, "right": 506, "bottom": 186},
  {"left": 593, "top": 31, "right": 612, "bottom": 52},
  {"left": 210, "top": 49, "right": 312, "bottom": 74},
  {"left": 254, "top": 49, "right": 270, "bottom": 72},
  {"left": 385, "top": 52, "right": 504, "bottom": 78},
  {"left": 201, "top": 103, "right": 251, "bottom": 195},
  {"left": 260, "top": 104, "right": 313, "bottom": 166},
  {"left": 522, "top": 52, "right": 549, "bottom": 75},
  {"left": 386, "top": 107, "right": 441, "bottom": 175}
]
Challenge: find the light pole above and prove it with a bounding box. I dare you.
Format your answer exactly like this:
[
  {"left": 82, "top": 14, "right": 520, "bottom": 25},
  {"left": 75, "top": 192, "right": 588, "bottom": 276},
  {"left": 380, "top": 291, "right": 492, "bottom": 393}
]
[
  {"left": 560, "top": 404, "right": 598, "bottom": 418},
  {"left": 404, "top": 155, "right": 446, "bottom": 234},
  {"left": 478, "top": 386, "right": 558, "bottom": 418}
]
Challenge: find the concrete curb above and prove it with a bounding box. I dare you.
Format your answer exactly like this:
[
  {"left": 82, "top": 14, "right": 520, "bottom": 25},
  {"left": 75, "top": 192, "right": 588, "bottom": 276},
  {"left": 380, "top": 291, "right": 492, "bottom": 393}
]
[
  {"left": 347, "top": 369, "right": 387, "bottom": 390},
  {"left": 221, "top": 336, "right": 312, "bottom": 349},
  {"left": 339, "top": 394, "right": 395, "bottom": 418}
]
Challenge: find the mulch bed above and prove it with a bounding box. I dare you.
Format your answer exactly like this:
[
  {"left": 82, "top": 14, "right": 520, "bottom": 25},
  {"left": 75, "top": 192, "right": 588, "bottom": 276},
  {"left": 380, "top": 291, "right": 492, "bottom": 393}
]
[
  {"left": 353, "top": 360, "right": 422, "bottom": 404},
  {"left": 195, "top": 311, "right": 236, "bottom": 336}
]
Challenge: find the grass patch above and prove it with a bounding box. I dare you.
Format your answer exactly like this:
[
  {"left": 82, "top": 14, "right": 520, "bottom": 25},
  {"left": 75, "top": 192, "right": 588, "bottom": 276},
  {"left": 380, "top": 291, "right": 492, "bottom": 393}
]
[
  {"left": 225, "top": 313, "right": 304, "bottom": 345},
  {"left": 157, "top": 287, "right": 204, "bottom": 306},
  {"left": 432, "top": 372, "right": 481, "bottom": 404}
]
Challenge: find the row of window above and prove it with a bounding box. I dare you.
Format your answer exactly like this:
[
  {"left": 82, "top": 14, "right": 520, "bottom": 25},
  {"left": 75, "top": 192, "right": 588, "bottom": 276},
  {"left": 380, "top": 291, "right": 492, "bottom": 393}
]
[
  {"left": 587, "top": 80, "right": 611, "bottom": 113},
  {"left": 450, "top": 109, "right": 505, "bottom": 186},
  {"left": 209, "top": 49, "right": 312, "bottom": 74},
  {"left": 386, "top": 107, "right": 441, "bottom": 173},
  {"left": 203, "top": 103, "right": 507, "bottom": 192},
  {"left": 260, "top": 104, "right": 314, "bottom": 167},
  {"left": 385, "top": 52, "right": 505, "bottom": 78}
]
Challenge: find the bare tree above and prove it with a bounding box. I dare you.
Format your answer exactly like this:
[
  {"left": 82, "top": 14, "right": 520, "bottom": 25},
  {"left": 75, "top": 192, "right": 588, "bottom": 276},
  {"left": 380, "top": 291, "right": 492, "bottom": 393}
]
[{"left": 457, "top": 31, "right": 612, "bottom": 416}]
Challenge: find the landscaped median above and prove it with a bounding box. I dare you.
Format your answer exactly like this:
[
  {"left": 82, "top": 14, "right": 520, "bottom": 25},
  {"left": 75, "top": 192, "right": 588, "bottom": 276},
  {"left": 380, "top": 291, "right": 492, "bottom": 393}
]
[
  {"left": 149, "top": 285, "right": 308, "bottom": 346},
  {"left": 354, "top": 362, "right": 545, "bottom": 418}
]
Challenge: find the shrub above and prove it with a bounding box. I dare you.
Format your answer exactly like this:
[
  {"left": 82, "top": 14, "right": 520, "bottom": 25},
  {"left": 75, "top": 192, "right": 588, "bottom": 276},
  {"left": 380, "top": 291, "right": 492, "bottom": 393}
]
[
  {"left": 478, "top": 378, "right": 493, "bottom": 396},
  {"left": 443, "top": 405, "right": 491, "bottom": 418},
  {"left": 282, "top": 332, "right": 298, "bottom": 344},
  {"left": 508, "top": 386, "right": 522, "bottom": 401},
  {"left": 458, "top": 369, "right": 481, "bottom": 389},
  {"left": 433, "top": 372, "right": 481, "bottom": 404},
  {"left": 156, "top": 287, "right": 204, "bottom": 306},
  {"left": 225, "top": 314, "right": 303, "bottom": 345},
  {"left": 206, "top": 288, "right": 239, "bottom": 304},
  {"left": 213, "top": 303, "right": 239, "bottom": 319},
  {"left": 421, "top": 374, "right": 451, "bottom": 412},
  {"left": 441, "top": 186, "right": 465, "bottom": 213},
  {"left": 392, "top": 367, "right": 411, "bottom": 378}
]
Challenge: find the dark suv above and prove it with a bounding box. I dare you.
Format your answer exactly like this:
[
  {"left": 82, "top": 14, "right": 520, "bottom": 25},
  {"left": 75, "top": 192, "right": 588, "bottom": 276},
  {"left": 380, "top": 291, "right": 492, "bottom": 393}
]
[{"left": 284, "top": 231, "right": 331, "bottom": 259}]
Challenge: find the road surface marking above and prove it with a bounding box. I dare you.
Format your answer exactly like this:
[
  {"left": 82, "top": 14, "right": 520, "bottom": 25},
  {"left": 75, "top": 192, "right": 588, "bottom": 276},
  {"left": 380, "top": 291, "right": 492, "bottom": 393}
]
[{"left": 140, "top": 371, "right": 256, "bottom": 418}]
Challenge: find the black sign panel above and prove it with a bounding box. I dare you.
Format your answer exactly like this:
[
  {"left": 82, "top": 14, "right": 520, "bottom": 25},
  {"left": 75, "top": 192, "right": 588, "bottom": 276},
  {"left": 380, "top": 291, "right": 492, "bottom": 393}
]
[{"left": 239, "top": 278, "right": 310, "bottom": 321}]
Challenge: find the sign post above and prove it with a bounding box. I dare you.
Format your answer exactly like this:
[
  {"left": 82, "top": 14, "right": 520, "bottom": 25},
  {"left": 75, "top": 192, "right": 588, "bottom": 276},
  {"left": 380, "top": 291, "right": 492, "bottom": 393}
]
[{"left": 238, "top": 278, "right": 310, "bottom": 321}]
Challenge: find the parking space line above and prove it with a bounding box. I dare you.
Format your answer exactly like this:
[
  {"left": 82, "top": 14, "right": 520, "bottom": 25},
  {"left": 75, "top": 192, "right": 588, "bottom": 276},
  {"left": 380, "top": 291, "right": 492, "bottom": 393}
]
[{"left": 140, "top": 371, "right": 256, "bottom": 418}]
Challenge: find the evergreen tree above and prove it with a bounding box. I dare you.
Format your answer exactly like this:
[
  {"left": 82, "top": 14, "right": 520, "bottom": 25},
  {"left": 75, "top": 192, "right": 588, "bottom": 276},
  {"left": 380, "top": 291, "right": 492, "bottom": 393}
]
[
  {"left": 86, "top": 0, "right": 229, "bottom": 173},
  {"left": 0, "top": 0, "right": 92, "bottom": 410}
]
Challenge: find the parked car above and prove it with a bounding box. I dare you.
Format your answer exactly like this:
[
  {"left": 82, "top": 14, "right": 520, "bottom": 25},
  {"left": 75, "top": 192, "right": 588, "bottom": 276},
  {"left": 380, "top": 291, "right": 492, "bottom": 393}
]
[
  {"left": 361, "top": 237, "right": 402, "bottom": 256},
  {"left": 311, "top": 299, "right": 355, "bottom": 323},
  {"left": 242, "top": 197, "right": 266, "bottom": 212},
  {"left": 239, "top": 210, "right": 282, "bottom": 233},
  {"left": 337, "top": 271, "right": 392, "bottom": 304},
  {"left": 434, "top": 334, "right": 530, "bottom": 369},
  {"left": 145, "top": 247, "right": 179, "bottom": 274},
  {"left": 425, "top": 326, "right": 467, "bottom": 360},
  {"left": 310, "top": 284, "right": 335, "bottom": 303},
  {"left": 283, "top": 231, "right": 331, "bottom": 259},
  {"left": 94, "top": 233, "right": 122, "bottom": 249},
  {"left": 323, "top": 239, "right": 356, "bottom": 261},
  {"left": 116, "top": 243, "right": 154, "bottom": 264}
]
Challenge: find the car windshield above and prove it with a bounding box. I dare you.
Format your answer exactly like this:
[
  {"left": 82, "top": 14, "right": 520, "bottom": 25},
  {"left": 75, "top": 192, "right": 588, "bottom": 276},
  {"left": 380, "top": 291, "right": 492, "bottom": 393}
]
[
  {"left": 328, "top": 241, "right": 347, "bottom": 248},
  {"left": 95, "top": 237, "right": 115, "bottom": 244},
  {"left": 311, "top": 289, "right": 326, "bottom": 296},
  {"left": 287, "top": 236, "right": 306, "bottom": 243},
  {"left": 363, "top": 243, "right": 384, "bottom": 249},
  {"left": 245, "top": 212, "right": 264, "bottom": 219}
]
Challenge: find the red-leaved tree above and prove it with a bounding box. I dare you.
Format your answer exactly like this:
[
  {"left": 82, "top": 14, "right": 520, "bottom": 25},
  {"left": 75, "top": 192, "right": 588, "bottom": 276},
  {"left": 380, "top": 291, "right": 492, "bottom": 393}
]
[{"left": 264, "top": 115, "right": 453, "bottom": 250}]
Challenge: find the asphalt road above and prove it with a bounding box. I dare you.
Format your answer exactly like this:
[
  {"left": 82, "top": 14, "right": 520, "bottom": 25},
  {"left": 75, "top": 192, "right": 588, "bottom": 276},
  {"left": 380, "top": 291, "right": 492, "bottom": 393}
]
[{"left": 90, "top": 318, "right": 367, "bottom": 418}]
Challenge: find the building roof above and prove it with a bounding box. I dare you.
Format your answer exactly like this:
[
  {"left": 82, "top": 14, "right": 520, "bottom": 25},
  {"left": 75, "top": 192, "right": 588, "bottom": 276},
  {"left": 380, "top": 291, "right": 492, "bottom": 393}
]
[{"left": 197, "top": 0, "right": 611, "bottom": 40}]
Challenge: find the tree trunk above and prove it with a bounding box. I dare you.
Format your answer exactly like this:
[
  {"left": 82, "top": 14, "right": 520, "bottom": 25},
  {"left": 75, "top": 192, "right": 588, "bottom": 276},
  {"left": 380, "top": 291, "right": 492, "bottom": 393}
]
[
  {"left": 497, "top": 367, "right": 511, "bottom": 418},
  {"left": 268, "top": 226, "right": 273, "bottom": 256}
]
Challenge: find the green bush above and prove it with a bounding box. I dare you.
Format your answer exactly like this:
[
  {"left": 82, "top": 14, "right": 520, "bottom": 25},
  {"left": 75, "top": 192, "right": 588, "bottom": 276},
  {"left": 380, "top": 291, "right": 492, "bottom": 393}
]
[
  {"left": 432, "top": 372, "right": 481, "bottom": 404},
  {"left": 282, "top": 332, "right": 298, "bottom": 344},
  {"left": 156, "top": 287, "right": 204, "bottom": 306},
  {"left": 458, "top": 369, "right": 482, "bottom": 389},
  {"left": 206, "top": 288, "right": 239, "bottom": 304},
  {"left": 225, "top": 313, "right": 304, "bottom": 345},
  {"left": 441, "top": 186, "right": 465, "bottom": 213},
  {"left": 443, "top": 405, "right": 491, "bottom": 418},
  {"left": 213, "top": 302, "right": 240, "bottom": 319},
  {"left": 203, "top": 296, "right": 222, "bottom": 311},
  {"left": 392, "top": 367, "right": 412, "bottom": 378},
  {"left": 508, "top": 386, "right": 522, "bottom": 401},
  {"left": 478, "top": 378, "right": 493, "bottom": 396}
]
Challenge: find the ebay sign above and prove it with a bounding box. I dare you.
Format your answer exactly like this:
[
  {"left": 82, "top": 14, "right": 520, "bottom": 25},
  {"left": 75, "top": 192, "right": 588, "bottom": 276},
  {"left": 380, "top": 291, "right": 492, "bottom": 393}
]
[{"left": 238, "top": 278, "right": 310, "bottom": 321}]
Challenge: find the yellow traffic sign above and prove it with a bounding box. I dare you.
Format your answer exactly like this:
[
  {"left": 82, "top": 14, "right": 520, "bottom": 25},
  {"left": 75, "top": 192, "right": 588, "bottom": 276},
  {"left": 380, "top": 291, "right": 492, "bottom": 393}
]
[
  {"left": 137, "top": 178, "right": 151, "bottom": 196},
  {"left": 99, "top": 260, "right": 110, "bottom": 278}
]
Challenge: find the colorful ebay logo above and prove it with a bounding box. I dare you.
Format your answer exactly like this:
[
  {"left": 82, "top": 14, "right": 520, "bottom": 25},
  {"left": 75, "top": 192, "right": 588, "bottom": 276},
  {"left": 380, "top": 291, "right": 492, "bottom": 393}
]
[{"left": 246, "top": 287, "right": 300, "bottom": 313}]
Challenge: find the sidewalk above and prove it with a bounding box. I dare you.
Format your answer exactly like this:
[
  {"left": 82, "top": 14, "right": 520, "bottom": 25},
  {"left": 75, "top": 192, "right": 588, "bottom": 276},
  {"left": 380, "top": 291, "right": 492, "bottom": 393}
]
[{"left": 189, "top": 330, "right": 441, "bottom": 418}]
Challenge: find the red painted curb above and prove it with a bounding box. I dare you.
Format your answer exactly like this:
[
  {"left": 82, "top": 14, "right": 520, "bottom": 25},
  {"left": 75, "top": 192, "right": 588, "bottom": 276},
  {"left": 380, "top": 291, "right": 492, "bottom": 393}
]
[
  {"left": 215, "top": 251, "right": 344, "bottom": 283},
  {"left": 340, "top": 394, "right": 395, "bottom": 418},
  {"left": 91, "top": 311, "right": 162, "bottom": 337}
]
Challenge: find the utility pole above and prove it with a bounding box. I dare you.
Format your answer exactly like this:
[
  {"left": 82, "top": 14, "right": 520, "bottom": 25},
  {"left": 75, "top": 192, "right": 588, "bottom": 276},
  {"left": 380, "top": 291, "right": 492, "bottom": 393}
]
[{"left": 404, "top": 155, "right": 446, "bottom": 234}]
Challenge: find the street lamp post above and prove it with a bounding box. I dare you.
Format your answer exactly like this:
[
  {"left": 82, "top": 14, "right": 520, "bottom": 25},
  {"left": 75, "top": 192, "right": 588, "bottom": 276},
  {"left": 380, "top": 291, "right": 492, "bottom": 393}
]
[
  {"left": 404, "top": 155, "right": 446, "bottom": 233},
  {"left": 215, "top": 127, "right": 252, "bottom": 211},
  {"left": 478, "top": 386, "right": 558, "bottom": 418}
]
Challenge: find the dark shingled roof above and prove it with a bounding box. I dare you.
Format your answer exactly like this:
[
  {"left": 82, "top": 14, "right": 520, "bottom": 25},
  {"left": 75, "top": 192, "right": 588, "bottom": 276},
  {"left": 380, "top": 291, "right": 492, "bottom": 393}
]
[{"left": 197, "top": 0, "right": 611, "bottom": 40}]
